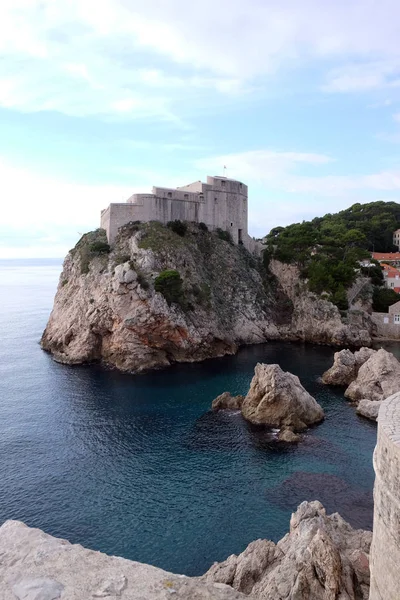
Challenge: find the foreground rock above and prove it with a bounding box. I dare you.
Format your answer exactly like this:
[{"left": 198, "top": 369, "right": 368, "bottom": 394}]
[
  {"left": 204, "top": 500, "right": 372, "bottom": 600},
  {"left": 241, "top": 363, "right": 324, "bottom": 430},
  {"left": 0, "top": 520, "right": 247, "bottom": 600},
  {"left": 212, "top": 392, "right": 245, "bottom": 411},
  {"left": 344, "top": 348, "right": 400, "bottom": 402},
  {"left": 322, "top": 347, "right": 375, "bottom": 386},
  {"left": 356, "top": 400, "right": 381, "bottom": 421}
]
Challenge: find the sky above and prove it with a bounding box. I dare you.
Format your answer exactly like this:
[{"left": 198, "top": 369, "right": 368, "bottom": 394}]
[{"left": 2, "top": 1, "right": 400, "bottom": 257}]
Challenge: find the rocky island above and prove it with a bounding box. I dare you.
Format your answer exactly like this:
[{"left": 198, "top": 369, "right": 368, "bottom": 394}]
[{"left": 41, "top": 220, "right": 375, "bottom": 373}]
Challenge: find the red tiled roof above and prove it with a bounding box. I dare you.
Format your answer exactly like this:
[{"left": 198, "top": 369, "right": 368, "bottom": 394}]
[
  {"left": 372, "top": 252, "right": 400, "bottom": 261},
  {"left": 394, "top": 288, "right": 400, "bottom": 294}
]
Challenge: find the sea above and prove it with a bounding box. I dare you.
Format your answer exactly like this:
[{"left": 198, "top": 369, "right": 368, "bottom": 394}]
[{"left": 0, "top": 259, "right": 381, "bottom": 576}]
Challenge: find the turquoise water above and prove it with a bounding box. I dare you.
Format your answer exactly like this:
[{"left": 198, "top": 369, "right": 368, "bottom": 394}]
[{"left": 0, "top": 259, "right": 378, "bottom": 576}]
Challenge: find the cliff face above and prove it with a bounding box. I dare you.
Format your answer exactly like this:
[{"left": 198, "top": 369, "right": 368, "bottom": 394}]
[
  {"left": 41, "top": 224, "right": 281, "bottom": 372},
  {"left": 42, "top": 225, "right": 374, "bottom": 373},
  {"left": 269, "top": 260, "right": 374, "bottom": 347}
]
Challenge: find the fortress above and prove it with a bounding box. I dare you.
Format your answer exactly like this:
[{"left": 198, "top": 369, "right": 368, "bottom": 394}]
[{"left": 101, "top": 175, "right": 259, "bottom": 253}]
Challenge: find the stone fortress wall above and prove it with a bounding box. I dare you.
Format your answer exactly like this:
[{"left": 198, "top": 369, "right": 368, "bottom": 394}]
[
  {"left": 101, "top": 175, "right": 260, "bottom": 253},
  {"left": 369, "top": 393, "right": 400, "bottom": 599}
]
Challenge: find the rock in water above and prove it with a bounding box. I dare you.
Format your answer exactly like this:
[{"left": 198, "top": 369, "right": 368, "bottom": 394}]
[
  {"left": 344, "top": 348, "right": 400, "bottom": 402},
  {"left": 203, "top": 500, "right": 372, "bottom": 600},
  {"left": 0, "top": 520, "right": 247, "bottom": 600},
  {"left": 212, "top": 392, "right": 245, "bottom": 411},
  {"left": 240, "top": 363, "right": 324, "bottom": 429},
  {"left": 322, "top": 347, "right": 375, "bottom": 386},
  {"left": 356, "top": 399, "right": 381, "bottom": 421}
]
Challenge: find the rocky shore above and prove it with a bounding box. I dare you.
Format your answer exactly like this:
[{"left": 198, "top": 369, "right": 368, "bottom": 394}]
[
  {"left": 322, "top": 347, "right": 400, "bottom": 420},
  {"left": 41, "top": 225, "right": 375, "bottom": 374},
  {"left": 0, "top": 501, "right": 371, "bottom": 600}
]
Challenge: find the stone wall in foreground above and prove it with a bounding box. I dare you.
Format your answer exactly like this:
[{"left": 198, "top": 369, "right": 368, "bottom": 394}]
[{"left": 369, "top": 391, "right": 400, "bottom": 600}]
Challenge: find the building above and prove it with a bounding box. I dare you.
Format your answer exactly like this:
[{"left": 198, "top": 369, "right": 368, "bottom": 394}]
[
  {"left": 372, "top": 252, "right": 400, "bottom": 267},
  {"left": 393, "top": 228, "right": 400, "bottom": 249},
  {"left": 372, "top": 300, "right": 400, "bottom": 338},
  {"left": 381, "top": 263, "right": 400, "bottom": 291},
  {"left": 100, "top": 175, "right": 260, "bottom": 253}
]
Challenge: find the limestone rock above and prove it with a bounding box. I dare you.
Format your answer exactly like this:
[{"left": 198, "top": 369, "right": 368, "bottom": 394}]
[
  {"left": 241, "top": 363, "right": 324, "bottom": 430},
  {"left": 203, "top": 500, "right": 372, "bottom": 600},
  {"left": 41, "top": 225, "right": 281, "bottom": 373},
  {"left": 345, "top": 348, "right": 400, "bottom": 402},
  {"left": 278, "top": 427, "right": 301, "bottom": 442},
  {"left": 212, "top": 392, "right": 245, "bottom": 411},
  {"left": 0, "top": 520, "right": 248, "bottom": 600},
  {"left": 322, "top": 347, "right": 375, "bottom": 386},
  {"left": 356, "top": 399, "right": 381, "bottom": 421},
  {"left": 269, "top": 260, "right": 374, "bottom": 348},
  {"left": 12, "top": 578, "right": 64, "bottom": 600}
]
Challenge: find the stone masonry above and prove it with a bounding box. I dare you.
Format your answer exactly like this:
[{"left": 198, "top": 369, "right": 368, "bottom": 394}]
[
  {"left": 100, "top": 175, "right": 260, "bottom": 253},
  {"left": 369, "top": 391, "right": 400, "bottom": 599}
]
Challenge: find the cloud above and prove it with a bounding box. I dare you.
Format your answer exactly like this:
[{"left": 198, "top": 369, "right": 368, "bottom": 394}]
[
  {"left": 323, "top": 61, "right": 400, "bottom": 93},
  {"left": 196, "top": 149, "right": 400, "bottom": 195},
  {"left": 2, "top": 0, "right": 400, "bottom": 120}
]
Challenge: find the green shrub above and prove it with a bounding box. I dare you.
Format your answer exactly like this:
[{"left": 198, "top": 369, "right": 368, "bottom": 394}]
[
  {"left": 137, "top": 272, "right": 150, "bottom": 290},
  {"left": 61, "top": 279, "right": 68, "bottom": 286},
  {"left": 167, "top": 220, "right": 187, "bottom": 237},
  {"left": 154, "top": 269, "right": 184, "bottom": 305},
  {"left": 113, "top": 253, "right": 130, "bottom": 266},
  {"left": 198, "top": 222, "right": 208, "bottom": 232},
  {"left": 89, "top": 241, "right": 110, "bottom": 254},
  {"left": 372, "top": 287, "right": 400, "bottom": 312},
  {"left": 216, "top": 228, "right": 233, "bottom": 244}
]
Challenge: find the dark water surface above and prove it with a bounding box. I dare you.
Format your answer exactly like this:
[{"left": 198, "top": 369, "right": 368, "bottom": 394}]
[{"left": 0, "top": 259, "right": 380, "bottom": 575}]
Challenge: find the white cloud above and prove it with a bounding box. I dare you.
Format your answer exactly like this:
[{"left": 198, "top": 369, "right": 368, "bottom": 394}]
[
  {"left": 196, "top": 149, "right": 400, "bottom": 195},
  {"left": 1, "top": 0, "right": 400, "bottom": 119},
  {"left": 323, "top": 61, "right": 400, "bottom": 93}
]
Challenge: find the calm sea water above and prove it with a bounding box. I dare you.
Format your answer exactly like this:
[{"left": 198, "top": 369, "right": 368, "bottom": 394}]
[{"left": 0, "top": 259, "right": 380, "bottom": 575}]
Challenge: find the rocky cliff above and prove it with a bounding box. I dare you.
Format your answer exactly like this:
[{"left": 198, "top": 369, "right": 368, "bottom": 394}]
[
  {"left": 41, "top": 224, "right": 374, "bottom": 373},
  {"left": 41, "top": 223, "right": 283, "bottom": 372},
  {"left": 269, "top": 260, "right": 374, "bottom": 347}
]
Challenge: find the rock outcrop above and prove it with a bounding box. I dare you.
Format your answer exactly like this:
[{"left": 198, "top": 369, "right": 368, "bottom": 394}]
[
  {"left": 41, "top": 224, "right": 282, "bottom": 373},
  {"left": 240, "top": 363, "right": 324, "bottom": 430},
  {"left": 322, "top": 347, "right": 375, "bottom": 386},
  {"left": 356, "top": 400, "right": 381, "bottom": 421},
  {"left": 203, "top": 500, "right": 372, "bottom": 600},
  {"left": 344, "top": 348, "right": 400, "bottom": 402},
  {"left": 41, "top": 224, "right": 376, "bottom": 375},
  {"left": 269, "top": 260, "right": 374, "bottom": 347},
  {"left": 212, "top": 392, "right": 245, "bottom": 411},
  {"left": 0, "top": 520, "right": 247, "bottom": 600}
]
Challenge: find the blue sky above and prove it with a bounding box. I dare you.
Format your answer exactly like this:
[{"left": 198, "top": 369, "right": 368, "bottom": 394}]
[{"left": 2, "top": 0, "right": 400, "bottom": 257}]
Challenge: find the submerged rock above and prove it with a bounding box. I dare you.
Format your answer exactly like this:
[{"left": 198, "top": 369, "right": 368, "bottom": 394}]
[
  {"left": 278, "top": 427, "right": 301, "bottom": 442},
  {"left": 0, "top": 520, "right": 247, "bottom": 600},
  {"left": 203, "top": 500, "right": 372, "bottom": 600},
  {"left": 322, "top": 347, "right": 375, "bottom": 386},
  {"left": 344, "top": 348, "right": 400, "bottom": 402},
  {"left": 241, "top": 363, "right": 324, "bottom": 430},
  {"left": 356, "top": 400, "right": 381, "bottom": 421},
  {"left": 212, "top": 392, "right": 245, "bottom": 411}
]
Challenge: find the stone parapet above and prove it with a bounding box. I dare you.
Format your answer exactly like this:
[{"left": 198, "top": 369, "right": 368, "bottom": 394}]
[{"left": 369, "top": 392, "right": 400, "bottom": 599}]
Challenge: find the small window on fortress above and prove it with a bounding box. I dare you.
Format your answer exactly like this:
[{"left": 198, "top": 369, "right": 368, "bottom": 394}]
[
  {"left": 239, "top": 183, "right": 242, "bottom": 188},
  {"left": 167, "top": 192, "right": 172, "bottom": 198},
  {"left": 184, "top": 194, "right": 189, "bottom": 199},
  {"left": 215, "top": 197, "right": 218, "bottom": 203},
  {"left": 395, "top": 314, "right": 400, "bottom": 324}
]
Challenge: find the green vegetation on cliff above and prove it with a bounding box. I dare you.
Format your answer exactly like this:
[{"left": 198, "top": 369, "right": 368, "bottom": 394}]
[{"left": 265, "top": 201, "right": 400, "bottom": 309}]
